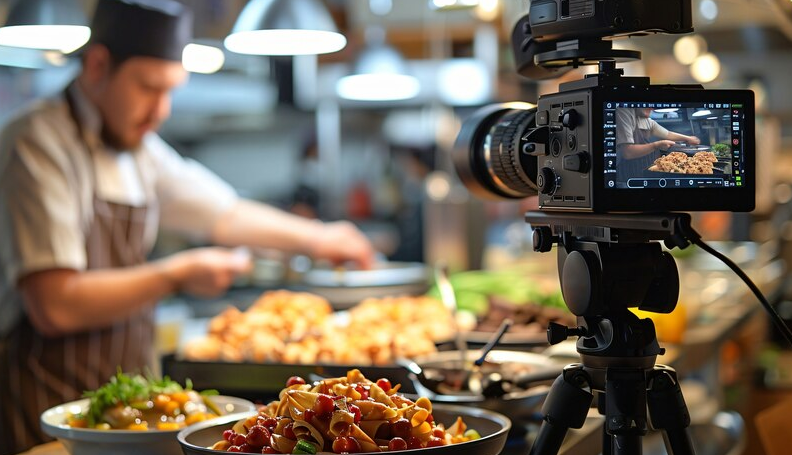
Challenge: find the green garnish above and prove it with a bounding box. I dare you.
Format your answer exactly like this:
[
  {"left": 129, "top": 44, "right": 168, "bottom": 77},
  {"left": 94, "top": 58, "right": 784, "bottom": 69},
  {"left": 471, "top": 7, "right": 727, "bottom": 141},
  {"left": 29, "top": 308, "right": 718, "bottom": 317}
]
[
  {"left": 293, "top": 439, "right": 319, "bottom": 454},
  {"left": 81, "top": 369, "right": 194, "bottom": 427},
  {"left": 463, "top": 429, "right": 481, "bottom": 440}
]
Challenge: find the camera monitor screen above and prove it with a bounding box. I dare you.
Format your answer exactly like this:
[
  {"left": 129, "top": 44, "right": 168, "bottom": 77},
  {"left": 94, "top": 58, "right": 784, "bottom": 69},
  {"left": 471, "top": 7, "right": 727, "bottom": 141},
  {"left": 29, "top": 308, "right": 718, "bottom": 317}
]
[{"left": 603, "top": 102, "right": 747, "bottom": 190}]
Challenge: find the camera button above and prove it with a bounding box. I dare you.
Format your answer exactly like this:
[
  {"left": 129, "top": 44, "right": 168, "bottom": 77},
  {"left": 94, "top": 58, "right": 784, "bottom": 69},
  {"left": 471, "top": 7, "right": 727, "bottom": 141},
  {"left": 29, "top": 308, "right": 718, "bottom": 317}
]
[{"left": 537, "top": 110, "right": 550, "bottom": 126}]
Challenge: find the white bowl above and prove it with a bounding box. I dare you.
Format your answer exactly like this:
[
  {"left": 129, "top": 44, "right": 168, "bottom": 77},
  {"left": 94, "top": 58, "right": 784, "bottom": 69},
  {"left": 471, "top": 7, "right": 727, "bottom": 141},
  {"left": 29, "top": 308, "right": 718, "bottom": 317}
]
[{"left": 41, "top": 396, "right": 256, "bottom": 455}]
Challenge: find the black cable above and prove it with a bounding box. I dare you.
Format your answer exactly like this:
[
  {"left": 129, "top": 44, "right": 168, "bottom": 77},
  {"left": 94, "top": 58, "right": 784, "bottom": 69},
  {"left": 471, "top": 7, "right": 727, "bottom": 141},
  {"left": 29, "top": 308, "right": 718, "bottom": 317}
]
[{"left": 685, "top": 232, "right": 792, "bottom": 347}]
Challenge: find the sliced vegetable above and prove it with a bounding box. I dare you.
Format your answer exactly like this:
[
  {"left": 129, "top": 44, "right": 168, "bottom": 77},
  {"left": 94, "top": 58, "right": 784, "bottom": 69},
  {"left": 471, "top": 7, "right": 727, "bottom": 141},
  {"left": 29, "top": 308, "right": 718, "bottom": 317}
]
[{"left": 292, "top": 439, "right": 318, "bottom": 454}]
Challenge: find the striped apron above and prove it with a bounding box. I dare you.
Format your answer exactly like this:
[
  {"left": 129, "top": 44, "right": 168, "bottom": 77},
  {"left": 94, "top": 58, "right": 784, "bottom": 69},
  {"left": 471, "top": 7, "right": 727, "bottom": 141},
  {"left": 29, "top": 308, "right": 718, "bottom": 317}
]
[
  {"left": 0, "top": 92, "right": 155, "bottom": 455},
  {"left": 616, "top": 119, "right": 661, "bottom": 187}
]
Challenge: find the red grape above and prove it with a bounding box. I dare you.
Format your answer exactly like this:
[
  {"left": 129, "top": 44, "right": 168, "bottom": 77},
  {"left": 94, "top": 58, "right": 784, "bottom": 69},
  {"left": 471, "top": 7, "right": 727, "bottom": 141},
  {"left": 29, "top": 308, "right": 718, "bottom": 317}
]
[
  {"left": 223, "top": 429, "right": 236, "bottom": 442},
  {"left": 258, "top": 417, "right": 277, "bottom": 429},
  {"left": 348, "top": 404, "right": 362, "bottom": 424},
  {"left": 376, "top": 378, "right": 392, "bottom": 393},
  {"left": 313, "top": 394, "right": 335, "bottom": 416},
  {"left": 238, "top": 443, "right": 254, "bottom": 453},
  {"left": 426, "top": 413, "right": 434, "bottom": 423},
  {"left": 233, "top": 434, "right": 247, "bottom": 446},
  {"left": 391, "top": 419, "right": 411, "bottom": 439},
  {"left": 286, "top": 376, "right": 306, "bottom": 387},
  {"left": 332, "top": 436, "right": 361, "bottom": 453},
  {"left": 303, "top": 409, "right": 316, "bottom": 422},
  {"left": 432, "top": 428, "right": 445, "bottom": 438},
  {"left": 375, "top": 423, "right": 391, "bottom": 439},
  {"left": 355, "top": 385, "right": 369, "bottom": 400},
  {"left": 227, "top": 446, "right": 242, "bottom": 453},
  {"left": 407, "top": 436, "right": 423, "bottom": 450},
  {"left": 283, "top": 422, "right": 296, "bottom": 440},
  {"left": 246, "top": 425, "right": 271, "bottom": 447},
  {"left": 388, "top": 437, "right": 408, "bottom": 451},
  {"left": 427, "top": 437, "right": 445, "bottom": 447}
]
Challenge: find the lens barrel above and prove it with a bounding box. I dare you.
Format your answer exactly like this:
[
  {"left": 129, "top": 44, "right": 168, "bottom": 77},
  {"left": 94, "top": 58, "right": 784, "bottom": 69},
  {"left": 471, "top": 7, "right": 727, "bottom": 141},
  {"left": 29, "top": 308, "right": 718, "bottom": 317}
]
[{"left": 453, "top": 104, "right": 539, "bottom": 200}]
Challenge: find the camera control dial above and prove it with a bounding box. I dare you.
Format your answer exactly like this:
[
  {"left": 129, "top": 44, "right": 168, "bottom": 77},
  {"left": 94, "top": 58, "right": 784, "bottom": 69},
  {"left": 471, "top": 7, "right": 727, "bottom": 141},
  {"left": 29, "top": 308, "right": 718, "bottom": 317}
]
[
  {"left": 537, "top": 167, "right": 558, "bottom": 194},
  {"left": 559, "top": 108, "right": 579, "bottom": 130}
]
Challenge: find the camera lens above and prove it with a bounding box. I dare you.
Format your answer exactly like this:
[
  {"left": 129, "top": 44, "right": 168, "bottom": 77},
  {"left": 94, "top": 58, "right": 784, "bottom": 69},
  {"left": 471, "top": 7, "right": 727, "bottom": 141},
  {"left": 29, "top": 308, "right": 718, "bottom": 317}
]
[{"left": 453, "top": 104, "right": 539, "bottom": 199}]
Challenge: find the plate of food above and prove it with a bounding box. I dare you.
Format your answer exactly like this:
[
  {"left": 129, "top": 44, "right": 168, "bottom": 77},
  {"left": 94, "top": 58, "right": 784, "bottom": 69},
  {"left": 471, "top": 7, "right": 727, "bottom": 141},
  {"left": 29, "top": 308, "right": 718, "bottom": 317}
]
[
  {"left": 40, "top": 371, "right": 256, "bottom": 455},
  {"left": 648, "top": 151, "right": 721, "bottom": 175},
  {"left": 177, "top": 369, "right": 511, "bottom": 455},
  {"left": 425, "top": 269, "right": 571, "bottom": 347},
  {"left": 179, "top": 290, "right": 454, "bottom": 366}
]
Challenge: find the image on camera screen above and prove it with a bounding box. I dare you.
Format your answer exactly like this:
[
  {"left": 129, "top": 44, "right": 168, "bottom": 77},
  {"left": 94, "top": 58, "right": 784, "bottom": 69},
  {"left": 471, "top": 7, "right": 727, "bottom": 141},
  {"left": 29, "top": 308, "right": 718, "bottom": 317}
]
[{"left": 603, "top": 102, "right": 747, "bottom": 190}]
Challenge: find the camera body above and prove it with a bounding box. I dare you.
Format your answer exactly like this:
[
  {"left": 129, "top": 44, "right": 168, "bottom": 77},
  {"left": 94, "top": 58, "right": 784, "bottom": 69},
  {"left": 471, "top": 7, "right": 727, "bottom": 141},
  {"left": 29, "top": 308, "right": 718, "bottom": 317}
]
[
  {"left": 453, "top": 67, "right": 756, "bottom": 213},
  {"left": 533, "top": 73, "right": 755, "bottom": 212},
  {"left": 453, "top": 1, "right": 755, "bottom": 214},
  {"left": 526, "top": 0, "right": 692, "bottom": 43}
]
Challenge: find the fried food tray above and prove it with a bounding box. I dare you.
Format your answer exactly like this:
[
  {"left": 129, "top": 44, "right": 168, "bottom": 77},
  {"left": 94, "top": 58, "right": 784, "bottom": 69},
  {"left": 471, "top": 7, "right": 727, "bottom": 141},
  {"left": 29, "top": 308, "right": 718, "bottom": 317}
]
[{"left": 161, "top": 354, "right": 416, "bottom": 402}]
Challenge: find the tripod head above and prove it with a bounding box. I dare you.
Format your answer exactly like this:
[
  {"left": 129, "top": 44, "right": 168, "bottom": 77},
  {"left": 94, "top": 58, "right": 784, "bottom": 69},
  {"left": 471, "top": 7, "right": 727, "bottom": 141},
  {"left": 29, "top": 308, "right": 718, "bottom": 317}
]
[{"left": 526, "top": 211, "right": 694, "bottom": 368}]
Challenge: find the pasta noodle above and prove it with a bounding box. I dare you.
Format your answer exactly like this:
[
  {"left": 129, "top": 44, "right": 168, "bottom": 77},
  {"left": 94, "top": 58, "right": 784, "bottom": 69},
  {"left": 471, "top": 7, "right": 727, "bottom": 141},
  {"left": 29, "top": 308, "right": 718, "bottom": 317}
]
[{"left": 213, "top": 369, "right": 480, "bottom": 453}]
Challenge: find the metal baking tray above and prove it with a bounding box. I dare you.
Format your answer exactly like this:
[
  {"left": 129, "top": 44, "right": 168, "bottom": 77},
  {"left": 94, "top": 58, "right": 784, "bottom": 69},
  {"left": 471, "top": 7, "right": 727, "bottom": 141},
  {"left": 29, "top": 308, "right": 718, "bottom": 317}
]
[{"left": 161, "top": 354, "right": 416, "bottom": 402}]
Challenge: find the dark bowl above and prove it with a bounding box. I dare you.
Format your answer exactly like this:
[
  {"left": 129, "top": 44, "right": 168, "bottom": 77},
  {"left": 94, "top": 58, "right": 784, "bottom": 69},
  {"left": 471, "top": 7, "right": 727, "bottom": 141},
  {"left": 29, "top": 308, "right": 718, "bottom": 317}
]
[
  {"left": 409, "top": 350, "right": 563, "bottom": 424},
  {"left": 177, "top": 404, "right": 511, "bottom": 455}
]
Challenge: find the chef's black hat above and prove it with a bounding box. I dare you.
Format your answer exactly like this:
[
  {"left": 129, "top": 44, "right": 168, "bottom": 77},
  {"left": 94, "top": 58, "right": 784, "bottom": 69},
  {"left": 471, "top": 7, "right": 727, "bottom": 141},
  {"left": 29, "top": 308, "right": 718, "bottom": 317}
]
[{"left": 88, "top": 0, "right": 192, "bottom": 62}]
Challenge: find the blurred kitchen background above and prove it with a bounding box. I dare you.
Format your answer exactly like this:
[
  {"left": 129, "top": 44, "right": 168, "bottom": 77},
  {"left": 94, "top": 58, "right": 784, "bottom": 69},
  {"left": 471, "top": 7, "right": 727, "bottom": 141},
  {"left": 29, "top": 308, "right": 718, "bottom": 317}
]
[
  {"left": 1, "top": 0, "right": 791, "bottom": 268},
  {"left": 2, "top": 1, "right": 792, "bottom": 454}
]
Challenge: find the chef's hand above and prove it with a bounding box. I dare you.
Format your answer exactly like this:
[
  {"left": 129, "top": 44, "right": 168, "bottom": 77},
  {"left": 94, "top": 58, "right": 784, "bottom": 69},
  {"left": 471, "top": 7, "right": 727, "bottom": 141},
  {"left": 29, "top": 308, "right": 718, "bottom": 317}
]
[
  {"left": 160, "top": 247, "right": 252, "bottom": 298},
  {"left": 655, "top": 140, "right": 676, "bottom": 151},
  {"left": 688, "top": 136, "right": 701, "bottom": 145},
  {"left": 309, "top": 221, "right": 376, "bottom": 269}
]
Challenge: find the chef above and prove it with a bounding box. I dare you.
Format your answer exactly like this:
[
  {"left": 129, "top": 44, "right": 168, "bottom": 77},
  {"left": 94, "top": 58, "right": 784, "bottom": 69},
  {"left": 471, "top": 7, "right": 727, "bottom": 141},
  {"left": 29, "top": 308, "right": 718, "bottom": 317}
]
[
  {"left": 615, "top": 107, "right": 701, "bottom": 187},
  {"left": 0, "top": 0, "right": 374, "bottom": 452}
]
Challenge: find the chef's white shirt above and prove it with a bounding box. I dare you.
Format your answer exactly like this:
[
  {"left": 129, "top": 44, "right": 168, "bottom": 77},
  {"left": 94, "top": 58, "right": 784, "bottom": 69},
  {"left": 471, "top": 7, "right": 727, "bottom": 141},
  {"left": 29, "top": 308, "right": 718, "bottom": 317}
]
[{"left": 0, "top": 82, "right": 238, "bottom": 335}]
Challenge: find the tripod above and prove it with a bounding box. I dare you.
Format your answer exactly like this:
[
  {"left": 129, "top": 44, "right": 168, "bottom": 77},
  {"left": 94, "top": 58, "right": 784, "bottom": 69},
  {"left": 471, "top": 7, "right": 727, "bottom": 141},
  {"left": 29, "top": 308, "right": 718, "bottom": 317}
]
[{"left": 525, "top": 212, "right": 697, "bottom": 455}]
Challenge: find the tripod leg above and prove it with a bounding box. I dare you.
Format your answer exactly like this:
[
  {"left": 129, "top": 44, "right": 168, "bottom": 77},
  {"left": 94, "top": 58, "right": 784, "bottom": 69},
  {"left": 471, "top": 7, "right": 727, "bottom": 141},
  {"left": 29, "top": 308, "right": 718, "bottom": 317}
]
[
  {"left": 647, "top": 365, "right": 695, "bottom": 455},
  {"left": 529, "top": 365, "right": 594, "bottom": 455},
  {"left": 605, "top": 368, "right": 649, "bottom": 455}
]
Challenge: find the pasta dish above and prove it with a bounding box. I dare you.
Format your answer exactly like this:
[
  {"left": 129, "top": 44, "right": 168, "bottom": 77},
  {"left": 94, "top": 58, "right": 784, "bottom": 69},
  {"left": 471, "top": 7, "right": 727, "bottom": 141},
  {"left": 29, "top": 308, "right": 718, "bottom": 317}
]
[{"left": 212, "top": 369, "right": 479, "bottom": 453}]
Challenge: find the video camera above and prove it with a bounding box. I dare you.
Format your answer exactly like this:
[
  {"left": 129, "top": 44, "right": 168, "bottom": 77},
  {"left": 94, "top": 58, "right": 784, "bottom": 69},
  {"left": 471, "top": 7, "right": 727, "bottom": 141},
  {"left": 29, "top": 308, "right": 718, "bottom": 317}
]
[
  {"left": 454, "top": 0, "right": 755, "bottom": 213},
  {"left": 452, "top": 4, "right": 760, "bottom": 453}
]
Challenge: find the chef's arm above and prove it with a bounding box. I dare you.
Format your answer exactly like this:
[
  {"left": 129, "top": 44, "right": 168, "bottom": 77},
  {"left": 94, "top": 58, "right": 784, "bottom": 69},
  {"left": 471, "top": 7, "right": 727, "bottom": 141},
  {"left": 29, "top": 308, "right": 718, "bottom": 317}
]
[
  {"left": 666, "top": 131, "right": 701, "bottom": 145},
  {"left": 619, "top": 140, "right": 676, "bottom": 160},
  {"left": 210, "top": 199, "right": 375, "bottom": 269},
  {"left": 18, "top": 248, "right": 251, "bottom": 337}
]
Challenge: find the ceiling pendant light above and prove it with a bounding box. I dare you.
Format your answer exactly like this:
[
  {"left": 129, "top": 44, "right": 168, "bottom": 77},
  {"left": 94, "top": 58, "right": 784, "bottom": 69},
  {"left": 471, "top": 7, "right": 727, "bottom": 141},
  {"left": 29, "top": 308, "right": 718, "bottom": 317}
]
[
  {"left": 0, "top": 0, "right": 90, "bottom": 53},
  {"left": 225, "top": 0, "right": 347, "bottom": 56},
  {"left": 336, "top": 28, "right": 420, "bottom": 102}
]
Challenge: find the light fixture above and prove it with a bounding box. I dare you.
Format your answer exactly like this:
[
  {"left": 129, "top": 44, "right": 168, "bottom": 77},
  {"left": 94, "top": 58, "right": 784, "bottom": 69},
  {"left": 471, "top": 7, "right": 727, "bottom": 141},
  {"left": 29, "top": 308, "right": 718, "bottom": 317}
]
[
  {"left": 225, "top": 0, "right": 346, "bottom": 55},
  {"left": 335, "top": 28, "right": 420, "bottom": 102},
  {"left": 706, "top": 116, "right": 718, "bottom": 120},
  {"left": 690, "top": 53, "right": 721, "bottom": 83},
  {"left": 692, "top": 109, "right": 713, "bottom": 117},
  {"left": 654, "top": 108, "right": 679, "bottom": 113},
  {"left": 429, "top": 0, "right": 480, "bottom": 10},
  {"left": 0, "top": 0, "right": 90, "bottom": 53},
  {"left": 182, "top": 43, "right": 225, "bottom": 74}
]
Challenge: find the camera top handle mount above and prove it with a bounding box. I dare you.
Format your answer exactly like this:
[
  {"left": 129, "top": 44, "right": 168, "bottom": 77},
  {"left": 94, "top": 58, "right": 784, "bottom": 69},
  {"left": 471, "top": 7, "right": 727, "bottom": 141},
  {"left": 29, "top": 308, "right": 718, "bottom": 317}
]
[{"left": 524, "top": 211, "right": 697, "bottom": 455}]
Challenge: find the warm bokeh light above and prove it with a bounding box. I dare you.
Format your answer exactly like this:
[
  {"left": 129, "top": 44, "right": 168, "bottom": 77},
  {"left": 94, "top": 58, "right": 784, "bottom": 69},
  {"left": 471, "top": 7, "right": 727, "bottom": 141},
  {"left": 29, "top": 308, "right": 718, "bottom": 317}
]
[
  {"left": 673, "top": 35, "right": 707, "bottom": 65},
  {"left": 475, "top": 0, "right": 500, "bottom": 21},
  {"left": 690, "top": 53, "right": 721, "bottom": 83}
]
